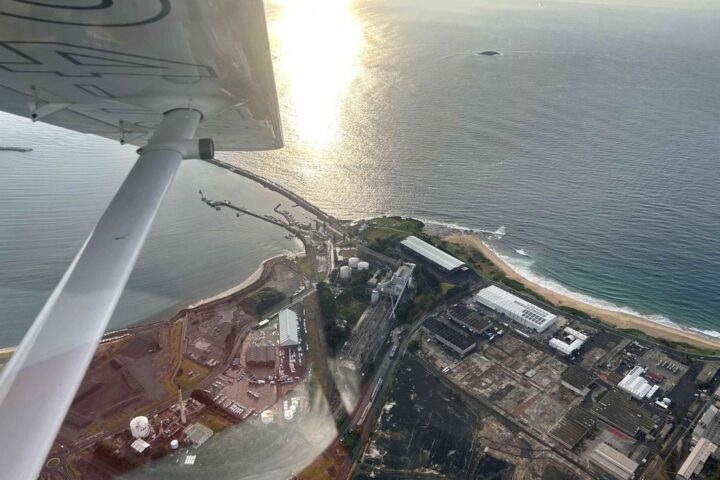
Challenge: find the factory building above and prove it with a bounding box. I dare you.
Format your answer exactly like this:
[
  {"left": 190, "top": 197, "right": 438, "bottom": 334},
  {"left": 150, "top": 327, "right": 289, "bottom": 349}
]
[
  {"left": 278, "top": 309, "right": 300, "bottom": 347},
  {"left": 399, "top": 235, "right": 466, "bottom": 273},
  {"left": 184, "top": 422, "right": 214, "bottom": 448},
  {"left": 475, "top": 285, "right": 557, "bottom": 333},
  {"left": 560, "top": 366, "right": 595, "bottom": 397},
  {"left": 692, "top": 405, "right": 720, "bottom": 446},
  {"left": 677, "top": 437, "right": 718, "bottom": 480},
  {"left": 590, "top": 443, "right": 639, "bottom": 480},
  {"left": 618, "top": 366, "right": 658, "bottom": 400},
  {"left": 246, "top": 345, "right": 276, "bottom": 368},
  {"left": 447, "top": 304, "right": 492, "bottom": 335},
  {"left": 549, "top": 407, "right": 595, "bottom": 450},
  {"left": 379, "top": 263, "right": 415, "bottom": 297},
  {"left": 549, "top": 327, "right": 588, "bottom": 356},
  {"left": 590, "top": 389, "right": 656, "bottom": 437},
  {"left": 422, "top": 317, "right": 476, "bottom": 357}
]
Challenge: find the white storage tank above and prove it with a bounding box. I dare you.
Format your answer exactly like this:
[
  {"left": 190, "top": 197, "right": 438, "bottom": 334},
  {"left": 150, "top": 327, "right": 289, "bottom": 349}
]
[
  {"left": 371, "top": 289, "right": 380, "bottom": 304},
  {"left": 339, "top": 265, "right": 352, "bottom": 279},
  {"left": 357, "top": 261, "right": 370, "bottom": 271},
  {"left": 261, "top": 410, "right": 274, "bottom": 424},
  {"left": 130, "top": 416, "right": 151, "bottom": 439},
  {"left": 170, "top": 439, "right": 179, "bottom": 450},
  {"left": 348, "top": 257, "right": 360, "bottom": 268}
]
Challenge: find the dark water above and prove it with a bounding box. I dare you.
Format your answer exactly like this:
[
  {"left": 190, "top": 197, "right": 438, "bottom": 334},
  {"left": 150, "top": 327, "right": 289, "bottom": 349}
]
[{"left": 234, "top": 0, "right": 720, "bottom": 337}]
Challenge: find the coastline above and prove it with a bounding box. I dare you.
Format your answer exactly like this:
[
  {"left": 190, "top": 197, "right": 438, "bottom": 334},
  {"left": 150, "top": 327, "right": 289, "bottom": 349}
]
[{"left": 445, "top": 233, "right": 720, "bottom": 352}]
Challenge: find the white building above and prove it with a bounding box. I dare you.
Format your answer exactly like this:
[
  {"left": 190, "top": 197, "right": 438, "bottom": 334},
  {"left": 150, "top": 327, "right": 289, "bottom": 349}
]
[
  {"left": 678, "top": 437, "right": 718, "bottom": 480},
  {"left": 549, "top": 327, "right": 588, "bottom": 356},
  {"left": 380, "top": 263, "right": 415, "bottom": 297},
  {"left": 475, "top": 285, "right": 557, "bottom": 333},
  {"left": 400, "top": 235, "right": 465, "bottom": 272},
  {"left": 278, "top": 309, "right": 300, "bottom": 347},
  {"left": 618, "top": 366, "right": 654, "bottom": 400}
]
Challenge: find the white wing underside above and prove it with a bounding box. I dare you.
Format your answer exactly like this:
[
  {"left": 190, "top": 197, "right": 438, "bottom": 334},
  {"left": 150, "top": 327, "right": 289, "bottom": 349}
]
[{"left": 0, "top": 0, "right": 282, "bottom": 150}]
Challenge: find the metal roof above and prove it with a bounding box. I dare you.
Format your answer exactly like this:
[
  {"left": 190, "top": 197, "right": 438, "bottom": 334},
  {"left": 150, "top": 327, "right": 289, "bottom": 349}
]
[
  {"left": 590, "top": 443, "right": 639, "bottom": 480},
  {"left": 475, "top": 285, "right": 556, "bottom": 328},
  {"left": 400, "top": 236, "right": 465, "bottom": 271},
  {"left": 278, "top": 309, "right": 299, "bottom": 347}
]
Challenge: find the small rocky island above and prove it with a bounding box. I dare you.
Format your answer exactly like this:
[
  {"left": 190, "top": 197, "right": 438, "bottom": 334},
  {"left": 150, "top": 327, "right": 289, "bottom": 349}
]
[{"left": 477, "top": 50, "right": 501, "bottom": 56}]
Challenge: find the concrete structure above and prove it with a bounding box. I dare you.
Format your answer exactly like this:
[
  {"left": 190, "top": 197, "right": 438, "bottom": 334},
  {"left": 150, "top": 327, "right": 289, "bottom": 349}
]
[
  {"left": 357, "top": 260, "right": 369, "bottom": 271},
  {"left": 560, "top": 366, "right": 595, "bottom": 397},
  {"left": 475, "top": 285, "right": 557, "bottom": 333},
  {"left": 380, "top": 263, "right": 415, "bottom": 297},
  {"left": 618, "top": 366, "right": 655, "bottom": 400},
  {"left": 339, "top": 265, "right": 352, "bottom": 280},
  {"left": 130, "top": 438, "right": 151, "bottom": 455},
  {"left": 184, "top": 422, "right": 214, "bottom": 448},
  {"left": 678, "top": 437, "right": 718, "bottom": 480},
  {"left": 400, "top": 235, "right": 465, "bottom": 272},
  {"left": 590, "top": 443, "right": 639, "bottom": 480},
  {"left": 447, "top": 304, "right": 491, "bottom": 335},
  {"left": 692, "top": 405, "right": 720, "bottom": 446},
  {"left": 278, "top": 309, "right": 300, "bottom": 347},
  {"left": 348, "top": 257, "right": 360, "bottom": 268},
  {"left": 129, "top": 416, "right": 151, "bottom": 439},
  {"left": 371, "top": 289, "right": 380, "bottom": 305},
  {"left": 549, "top": 327, "right": 588, "bottom": 356}
]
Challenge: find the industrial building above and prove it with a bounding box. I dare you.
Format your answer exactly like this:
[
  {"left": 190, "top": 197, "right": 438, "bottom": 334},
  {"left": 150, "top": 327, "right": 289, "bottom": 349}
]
[
  {"left": 278, "top": 309, "right": 300, "bottom": 347},
  {"left": 560, "top": 366, "right": 595, "bottom": 397},
  {"left": 549, "top": 327, "right": 588, "bottom": 356},
  {"left": 129, "top": 416, "right": 151, "bottom": 439},
  {"left": 549, "top": 406, "right": 595, "bottom": 450},
  {"left": 379, "top": 263, "right": 415, "bottom": 297},
  {"left": 399, "top": 235, "right": 466, "bottom": 273},
  {"left": 590, "top": 389, "right": 656, "bottom": 437},
  {"left": 475, "top": 285, "right": 557, "bottom": 333},
  {"left": 677, "top": 437, "right": 718, "bottom": 480},
  {"left": 423, "top": 317, "right": 476, "bottom": 357},
  {"left": 447, "top": 304, "right": 492, "bottom": 335},
  {"left": 692, "top": 404, "right": 720, "bottom": 446},
  {"left": 246, "top": 345, "right": 276, "bottom": 368},
  {"left": 184, "top": 422, "right": 214, "bottom": 448},
  {"left": 589, "top": 443, "right": 639, "bottom": 480},
  {"left": 618, "top": 366, "right": 658, "bottom": 400}
]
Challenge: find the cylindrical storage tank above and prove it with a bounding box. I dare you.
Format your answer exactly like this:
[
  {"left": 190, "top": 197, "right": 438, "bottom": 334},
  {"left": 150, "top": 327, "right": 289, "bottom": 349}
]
[
  {"left": 357, "top": 261, "right": 369, "bottom": 271},
  {"left": 371, "top": 289, "right": 380, "bottom": 304},
  {"left": 348, "top": 257, "right": 360, "bottom": 268},
  {"left": 130, "top": 416, "right": 151, "bottom": 439},
  {"left": 170, "top": 439, "right": 179, "bottom": 450},
  {"left": 261, "top": 410, "right": 274, "bottom": 424},
  {"left": 339, "top": 265, "right": 352, "bottom": 279}
]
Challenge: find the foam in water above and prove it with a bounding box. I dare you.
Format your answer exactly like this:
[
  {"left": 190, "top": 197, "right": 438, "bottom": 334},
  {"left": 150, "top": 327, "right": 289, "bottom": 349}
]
[
  {"left": 483, "top": 241, "right": 720, "bottom": 340},
  {"left": 515, "top": 248, "right": 530, "bottom": 257}
]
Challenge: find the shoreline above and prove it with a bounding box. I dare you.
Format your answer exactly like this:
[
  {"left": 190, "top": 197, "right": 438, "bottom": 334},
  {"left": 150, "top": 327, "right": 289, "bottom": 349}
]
[{"left": 445, "top": 233, "right": 720, "bottom": 352}]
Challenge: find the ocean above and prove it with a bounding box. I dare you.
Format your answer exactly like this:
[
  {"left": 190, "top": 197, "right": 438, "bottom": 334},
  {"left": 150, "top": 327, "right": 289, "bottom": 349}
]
[{"left": 1, "top": 0, "right": 719, "bottom": 350}]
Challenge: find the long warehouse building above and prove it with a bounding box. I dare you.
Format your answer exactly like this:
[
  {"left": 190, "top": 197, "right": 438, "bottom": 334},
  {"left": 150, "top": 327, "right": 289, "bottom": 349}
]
[
  {"left": 475, "top": 285, "right": 557, "bottom": 333},
  {"left": 399, "top": 235, "right": 466, "bottom": 273},
  {"left": 278, "top": 309, "right": 300, "bottom": 347}
]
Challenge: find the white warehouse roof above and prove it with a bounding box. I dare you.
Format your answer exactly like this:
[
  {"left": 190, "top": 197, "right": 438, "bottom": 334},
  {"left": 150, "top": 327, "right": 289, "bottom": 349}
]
[
  {"left": 400, "top": 236, "right": 465, "bottom": 272},
  {"left": 475, "top": 285, "right": 556, "bottom": 332},
  {"left": 278, "top": 309, "right": 300, "bottom": 347},
  {"left": 618, "top": 366, "right": 653, "bottom": 400}
]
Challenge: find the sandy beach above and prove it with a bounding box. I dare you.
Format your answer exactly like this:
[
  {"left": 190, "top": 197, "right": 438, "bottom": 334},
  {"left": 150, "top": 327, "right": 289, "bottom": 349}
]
[{"left": 445, "top": 234, "right": 720, "bottom": 352}]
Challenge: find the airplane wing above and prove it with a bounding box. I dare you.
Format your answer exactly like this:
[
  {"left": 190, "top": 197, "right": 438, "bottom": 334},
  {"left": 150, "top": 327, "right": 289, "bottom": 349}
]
[
  {"left": 0, "top": 3, "right": 281, "bottom": 479},
  {"left": 0, "top": 0, "right": 282, "bottom": 150}
]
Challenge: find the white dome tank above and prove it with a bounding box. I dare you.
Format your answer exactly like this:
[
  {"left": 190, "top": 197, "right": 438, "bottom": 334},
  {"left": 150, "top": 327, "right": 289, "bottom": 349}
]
[
  {"left": 348, "top": 257, "right": 360, "bottom": 268},
  {"left": 357, "top": 261, "right": 369, "bottom": 271},
  {"left": 339, "top": 265, "right": 352, "bottom": 279},
  {"left": 261, "top": 410, "right": 274, "bottom": 424},
  {"left": 170, "top": 439, "right": 179, "bottom": 450},
  {"left": 130, "top": 416, "right": 151, "bottom": 439}
]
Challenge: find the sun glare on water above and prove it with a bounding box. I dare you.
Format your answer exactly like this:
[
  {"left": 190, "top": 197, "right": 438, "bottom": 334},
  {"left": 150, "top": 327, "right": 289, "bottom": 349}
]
[{"left": 269, "top": 0, "right": 364, "bottom": 153}]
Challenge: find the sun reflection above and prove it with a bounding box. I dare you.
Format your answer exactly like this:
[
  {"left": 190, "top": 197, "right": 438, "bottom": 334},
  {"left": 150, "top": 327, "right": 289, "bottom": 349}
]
[{"left": 269, "top": 0, "right": 363, "bottom": 151}]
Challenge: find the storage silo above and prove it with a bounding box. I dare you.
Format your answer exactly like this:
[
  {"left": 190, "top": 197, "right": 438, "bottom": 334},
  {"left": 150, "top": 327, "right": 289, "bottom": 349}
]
[
  {"left": 348, "top": 257, "right": 360, "bottom": 268},
  {"left": 130, "top": 416, "right": 151, "bottom": 439},
  {"left": 357, "top": 261, "right": 369, "bottom": 271},
  {"left": 371, "top": 289, "right": 380, "bottom": 304},
  {"left": 339, "top": 265, "right": 352, "bottom": 280},
  {"left": 170, "top": 439, "right": 179, "bottom": 450},
  {"left": 261, "top": 410, "right": 274, "bottom": 425}
]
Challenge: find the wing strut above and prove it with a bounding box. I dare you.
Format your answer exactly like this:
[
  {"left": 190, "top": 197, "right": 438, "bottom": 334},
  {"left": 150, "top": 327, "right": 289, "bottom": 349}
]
[{"left": 0, "top": 108, "right": 211, "bottom": 480}]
